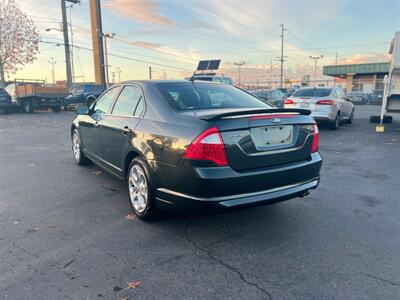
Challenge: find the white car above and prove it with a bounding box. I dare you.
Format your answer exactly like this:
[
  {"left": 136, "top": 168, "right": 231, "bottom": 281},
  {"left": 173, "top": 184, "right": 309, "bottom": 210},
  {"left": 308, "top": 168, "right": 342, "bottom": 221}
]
[{"left": 284, "top": 87, "right": 355, "bottom": 130}]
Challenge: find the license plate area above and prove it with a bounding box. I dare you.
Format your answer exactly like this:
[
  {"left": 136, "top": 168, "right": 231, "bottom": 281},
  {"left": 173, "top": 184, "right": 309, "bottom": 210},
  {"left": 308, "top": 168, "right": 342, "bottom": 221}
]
[{"left": 251, "top": 125, "right": 293, "bottom": 150}]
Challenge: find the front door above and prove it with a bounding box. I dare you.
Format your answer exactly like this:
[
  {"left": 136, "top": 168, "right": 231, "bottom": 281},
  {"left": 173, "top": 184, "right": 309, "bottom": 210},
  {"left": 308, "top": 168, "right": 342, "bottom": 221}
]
[
  {"left": 79, "top": 86, "right": 120, "bottom": 161},
  {"left": 99, "top": 85, "right": 145, "bottom": 176}
]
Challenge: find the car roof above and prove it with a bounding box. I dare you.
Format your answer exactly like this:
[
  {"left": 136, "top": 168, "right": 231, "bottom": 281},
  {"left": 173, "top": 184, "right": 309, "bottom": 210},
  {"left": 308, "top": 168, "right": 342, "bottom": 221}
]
[{"left": 123, "top": 79, "right": 226, "bottom": 86}]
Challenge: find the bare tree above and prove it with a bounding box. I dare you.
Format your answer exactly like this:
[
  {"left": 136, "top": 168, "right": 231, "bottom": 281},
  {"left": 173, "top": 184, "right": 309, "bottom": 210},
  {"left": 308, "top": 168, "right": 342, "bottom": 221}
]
[{"left": 0, "top": 0, "right": 39, "bottom": 87}]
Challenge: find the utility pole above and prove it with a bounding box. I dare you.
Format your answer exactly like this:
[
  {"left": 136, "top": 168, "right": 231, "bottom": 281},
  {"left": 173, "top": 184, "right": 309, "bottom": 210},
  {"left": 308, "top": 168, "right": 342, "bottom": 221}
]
[
  {"left": 89, "top": 0, "right": 106, "bottom": 86},
  {"left": 309, "top": 55, "right": 324, "bottom": 87},
  {"left": 48, "top": 57, "right": 56, "bottom": 84},
  {"left": 68, "top": 5, "right": 75, "bottom": 83},
  {"left": 149, "top": 66, "right": 152, "bottom": 79},
  {"left": 111, "top": 71, "right": 115, "bottom": 84},
  {"left": 234, "top": 61, "right": 245, "bottom": 86},
  {"left": 103, "top": 33, "right": 115, "bottom": 87},
  {"left": 335, "top": 52, "right": 339, "bottom": 65},
  {"left": 116, "top": 67, "right": 122, "bottom": 83},
  {"left": 61, "top": 0, "right": 72, "bottom": 88},
  {"left": 277, "top": 23, "right": 287, "bottom": 88}
]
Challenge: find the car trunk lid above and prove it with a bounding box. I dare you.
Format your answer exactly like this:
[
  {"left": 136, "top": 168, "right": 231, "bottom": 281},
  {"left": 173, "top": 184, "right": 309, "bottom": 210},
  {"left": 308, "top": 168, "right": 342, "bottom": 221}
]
[{"left": 188, "top": 108, "right": 316, "bottom": 171}]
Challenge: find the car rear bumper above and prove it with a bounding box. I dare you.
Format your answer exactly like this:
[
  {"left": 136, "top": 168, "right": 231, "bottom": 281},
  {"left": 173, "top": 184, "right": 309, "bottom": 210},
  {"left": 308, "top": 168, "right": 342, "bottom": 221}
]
[{"left": 154, "top": 152, "right": 322, "bottom": 211}]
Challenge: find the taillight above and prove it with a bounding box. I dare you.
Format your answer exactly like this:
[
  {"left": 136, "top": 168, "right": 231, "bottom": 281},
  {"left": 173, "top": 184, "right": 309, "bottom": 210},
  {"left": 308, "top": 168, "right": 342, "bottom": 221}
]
[
  {"left": 284, "top": 99, "right": 294, "bottom": 104},
  {"left": 311, "top": 124, "right": 319, "bottom": 153},
  {"left": 183, "top": 127, "right": 228, "bottom": 166},
  {"left": 316, "top": 99, "right": 334, "bottom": 105}
]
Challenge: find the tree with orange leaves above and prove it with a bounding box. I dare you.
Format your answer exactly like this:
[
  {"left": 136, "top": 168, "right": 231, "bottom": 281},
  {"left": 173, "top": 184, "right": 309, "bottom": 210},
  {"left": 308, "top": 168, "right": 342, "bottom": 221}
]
[{"left": 0, "top": 0, "right": 39, "bottom": 87}]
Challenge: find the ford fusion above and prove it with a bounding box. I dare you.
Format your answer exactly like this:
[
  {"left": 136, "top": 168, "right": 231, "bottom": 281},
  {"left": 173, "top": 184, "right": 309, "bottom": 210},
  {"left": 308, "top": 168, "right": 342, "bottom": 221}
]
[{"left": 71, "top": 80, "right": 322, "bottom": 220}]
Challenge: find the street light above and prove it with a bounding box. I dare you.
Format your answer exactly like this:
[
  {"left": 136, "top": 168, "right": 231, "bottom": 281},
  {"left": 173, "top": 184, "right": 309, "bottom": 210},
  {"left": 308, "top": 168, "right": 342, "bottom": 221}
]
[
  {"left": 234, "top": 61, "right": 245, "bottom": 86},
  {"left": 103, "top": 32, "right": 115, "bottom": 86},
  {"left": 48, "top": 57, "right": 56, "bottom": 84},
  {"left": 309, "top": 55, "right": 324, "bottom": 87}
]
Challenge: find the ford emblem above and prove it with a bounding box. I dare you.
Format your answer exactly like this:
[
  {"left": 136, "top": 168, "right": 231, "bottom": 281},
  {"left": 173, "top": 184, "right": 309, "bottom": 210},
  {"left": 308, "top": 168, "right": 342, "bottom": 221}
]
[{"left": 270, "top": 118, "right": 282, "bottom": 123}]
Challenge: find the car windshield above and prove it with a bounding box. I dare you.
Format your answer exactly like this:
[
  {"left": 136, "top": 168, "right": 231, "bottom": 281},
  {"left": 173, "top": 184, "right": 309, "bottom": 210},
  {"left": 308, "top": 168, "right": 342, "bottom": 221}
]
[
  {"left": 292, "top": 88, "right": 331, "bottom": 97},
  {"left": 156, "top": 82, "right": 271, "bottom": 110}
]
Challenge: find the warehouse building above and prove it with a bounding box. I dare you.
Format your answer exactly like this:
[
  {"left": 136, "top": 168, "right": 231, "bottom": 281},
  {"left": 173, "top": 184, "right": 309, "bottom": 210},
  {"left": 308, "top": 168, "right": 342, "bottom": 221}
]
[{"left": 323, "top": 62, "right": 389, "bottom": 93}]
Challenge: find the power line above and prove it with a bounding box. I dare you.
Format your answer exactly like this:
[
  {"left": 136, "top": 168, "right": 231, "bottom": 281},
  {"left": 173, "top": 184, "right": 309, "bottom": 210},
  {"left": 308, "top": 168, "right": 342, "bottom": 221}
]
[{"left": 37, "top": 39, "right": 194, "bottom": 72}]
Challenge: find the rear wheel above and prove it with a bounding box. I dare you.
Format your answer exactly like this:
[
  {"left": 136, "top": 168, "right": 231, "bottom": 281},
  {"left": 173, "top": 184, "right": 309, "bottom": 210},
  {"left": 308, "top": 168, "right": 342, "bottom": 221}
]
[
  {"left": 51, "top": 105, "right": 61, "bottom": 113},
  {"left": 127, "top": 157, "right": 157, "bottom": 221},
  {"left": 348, "top": 109, "right": 355, "bottom": 124},
  {"left": 23, "top": 101, "right": 33, "bottom": 113},
  {"left": 330, "top": 113, "right": 340, "bottom": 130},
  {"left": 72, "top": 129, "right": 90, "bottom": 165}
]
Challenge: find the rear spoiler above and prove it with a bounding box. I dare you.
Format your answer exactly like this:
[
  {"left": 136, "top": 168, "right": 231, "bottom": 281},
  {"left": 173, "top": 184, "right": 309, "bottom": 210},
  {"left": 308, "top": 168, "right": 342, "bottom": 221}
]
[{"left": 199, "top": 108, "right": 311, "bottom": 121}]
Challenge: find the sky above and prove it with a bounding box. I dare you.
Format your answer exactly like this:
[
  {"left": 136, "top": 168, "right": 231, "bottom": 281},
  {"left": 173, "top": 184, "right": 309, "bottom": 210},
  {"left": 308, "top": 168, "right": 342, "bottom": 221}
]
[{"left": 10, "top": 0, "right": 400, "bottom": 84}]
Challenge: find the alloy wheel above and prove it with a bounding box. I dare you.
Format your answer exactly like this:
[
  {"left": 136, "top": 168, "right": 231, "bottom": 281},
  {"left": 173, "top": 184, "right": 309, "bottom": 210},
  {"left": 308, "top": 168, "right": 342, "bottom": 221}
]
[
  {"left": 128, "top": 164, "right": 148, "bottom": 213},
  {"left": 72, "top": 131, "right": 81, "bottom": 162}
]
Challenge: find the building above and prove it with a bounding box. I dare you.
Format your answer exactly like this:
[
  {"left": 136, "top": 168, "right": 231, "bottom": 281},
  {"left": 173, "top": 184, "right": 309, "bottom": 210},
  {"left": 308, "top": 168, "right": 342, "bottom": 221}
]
[{"left": 323, "top": 62, "right": 389, "bottom": 93}]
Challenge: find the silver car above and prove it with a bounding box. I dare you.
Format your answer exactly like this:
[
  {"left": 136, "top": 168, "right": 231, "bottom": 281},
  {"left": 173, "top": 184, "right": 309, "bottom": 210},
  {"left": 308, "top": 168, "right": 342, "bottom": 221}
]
[{"left": 284, "top": 87, "right": 355, "bottom": 130}]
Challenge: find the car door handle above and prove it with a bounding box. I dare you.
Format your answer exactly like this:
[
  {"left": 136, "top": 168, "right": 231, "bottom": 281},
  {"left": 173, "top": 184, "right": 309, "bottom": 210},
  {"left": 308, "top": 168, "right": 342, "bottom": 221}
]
[{"left": 122, "top": 126, "right": 132, "bottom": 135}]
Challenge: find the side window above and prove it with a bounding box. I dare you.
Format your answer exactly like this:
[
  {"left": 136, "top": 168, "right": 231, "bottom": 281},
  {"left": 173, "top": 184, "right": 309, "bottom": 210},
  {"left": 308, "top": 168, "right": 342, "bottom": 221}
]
[
  {"left": 92, "top": 87, "right": 119, "bottom": 114},
  {"left": 112, "top": 85, "right": 143, "bottom": 117}
]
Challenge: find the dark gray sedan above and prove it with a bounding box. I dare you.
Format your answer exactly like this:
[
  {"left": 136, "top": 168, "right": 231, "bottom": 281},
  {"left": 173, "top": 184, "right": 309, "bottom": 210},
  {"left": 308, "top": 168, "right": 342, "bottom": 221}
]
[{"left": 71, "top": 80, "right": 322, "bottom": 220}]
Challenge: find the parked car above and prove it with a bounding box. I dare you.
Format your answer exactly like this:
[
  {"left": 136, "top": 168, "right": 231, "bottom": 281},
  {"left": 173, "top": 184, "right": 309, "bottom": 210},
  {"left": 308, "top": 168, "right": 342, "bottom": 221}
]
[
  {"left": 64, "top": 84, "right": 106, "bottom": 107},
  {"left": 371, "top": 89, "right": 384, "bottom": 105},
  {"left": 0, "top": 88, "right": 12, "bottom": 113},
  {"left": 71, "top": 80, "right": 322, "bottom": 220},
  {"left": 284, "top": 87, "right": 355, "bottom": 130},
  {"left": 250, "top": 89, "right": 286, "bottom": 108},
  {"left": 347, "top": 91, "right": 364, "bottom": 104},
  {"left": 186, "top": 75, "right": 234, "bottom": 85},
  {"left": 5, "top": 80, "right": 66, "bottom": 113},
  {"left": 277, "top": 88, "right": 295, "bottom": 97}
]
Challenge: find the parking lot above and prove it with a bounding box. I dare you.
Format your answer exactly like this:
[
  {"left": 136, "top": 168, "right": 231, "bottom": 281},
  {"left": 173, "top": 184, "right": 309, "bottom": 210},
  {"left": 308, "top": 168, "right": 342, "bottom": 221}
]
[{"left": 0, "top": 105, "right": 399, "bottom": 299}]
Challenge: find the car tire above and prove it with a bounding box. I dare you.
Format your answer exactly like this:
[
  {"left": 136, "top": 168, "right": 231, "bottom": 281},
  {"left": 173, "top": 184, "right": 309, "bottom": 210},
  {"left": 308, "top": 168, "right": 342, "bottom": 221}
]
[
  {"left": 72, "top": 129, "right": 91, "bottom": 165},
  {"left": 348, "top": 109, "right": 355, "bottom": 124},
  {"left": 23, "top": 101, "right": 33, "bottom": 113},
  {"left": 369, "top": 115, "right": 393, "bottom": 124},
  {"left": 127, "top": 157, "right": 157, "bottom": 221},
  {"left": 51, "top": 105, "right": 61, "bottom": 113},
  {"left": 330, "top": 112, "right": 340, "bottom": 130}
]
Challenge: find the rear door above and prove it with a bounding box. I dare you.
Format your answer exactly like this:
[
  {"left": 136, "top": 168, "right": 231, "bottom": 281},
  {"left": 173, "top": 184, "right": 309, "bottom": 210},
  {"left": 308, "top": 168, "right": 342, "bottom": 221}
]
[
  {"left": 99, "top": 84, "right": 145, "bottom": 176},
  {"left": 217, "top": 112, "right": 315, "bottom": 171}
]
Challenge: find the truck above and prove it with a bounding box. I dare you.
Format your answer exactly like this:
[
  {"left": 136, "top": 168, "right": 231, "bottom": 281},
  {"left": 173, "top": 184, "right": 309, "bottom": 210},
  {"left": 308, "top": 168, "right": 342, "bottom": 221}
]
[
  {"left": 63, "top": 83, "right": 106, "bottom": 108},
  {"left": 5, "top": 79, "right": 67, "bottom": 113},
  {"left": 371, "top": 31, "right": 400, "bottom": 131}
]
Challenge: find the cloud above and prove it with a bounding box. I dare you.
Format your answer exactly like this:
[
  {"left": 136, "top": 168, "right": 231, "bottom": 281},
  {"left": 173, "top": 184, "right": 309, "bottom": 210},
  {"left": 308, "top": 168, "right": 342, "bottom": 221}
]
[
  {"left": 104, "top": 0, "right": 176, "bottom": 27},
  {"left": 339, "top": 53, "right": 390, "bottom": 64}
]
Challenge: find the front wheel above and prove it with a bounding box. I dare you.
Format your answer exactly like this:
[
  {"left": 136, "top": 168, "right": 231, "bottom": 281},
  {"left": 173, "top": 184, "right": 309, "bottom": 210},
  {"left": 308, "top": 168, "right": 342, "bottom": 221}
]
[
  {"left": 51, "top": 105, "right": 61, "bottom": 113},
  {"left": 127, "top": 157, "right": 157, "bottom": 221},
  {"left": 72, "top": 129, "right": 90, "bottom": 165}
]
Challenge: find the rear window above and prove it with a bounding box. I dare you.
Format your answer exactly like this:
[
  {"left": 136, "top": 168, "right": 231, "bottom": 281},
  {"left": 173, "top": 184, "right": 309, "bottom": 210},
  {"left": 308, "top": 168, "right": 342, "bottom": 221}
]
[
  {"left": 292, "top": 88, "right": 331, "bottom": 97},
  {"left": 156, "top": 82, "right": 270, "bottom": 110}
]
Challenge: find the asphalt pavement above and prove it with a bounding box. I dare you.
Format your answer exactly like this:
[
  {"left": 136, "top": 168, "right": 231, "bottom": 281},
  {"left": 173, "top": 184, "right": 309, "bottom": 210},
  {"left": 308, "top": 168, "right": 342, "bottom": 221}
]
[{"left": 0, "top": 106, "right": 399, "bottom": 300}]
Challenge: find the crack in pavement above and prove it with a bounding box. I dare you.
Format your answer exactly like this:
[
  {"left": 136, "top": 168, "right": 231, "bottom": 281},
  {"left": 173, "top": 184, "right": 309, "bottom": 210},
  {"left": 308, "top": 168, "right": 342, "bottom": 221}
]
[
  {"left": 184, "top": 221, "right": 273, "bottom": 300},
  {"left": 361, "top": 272, "right": 400, "bottom": 287}
]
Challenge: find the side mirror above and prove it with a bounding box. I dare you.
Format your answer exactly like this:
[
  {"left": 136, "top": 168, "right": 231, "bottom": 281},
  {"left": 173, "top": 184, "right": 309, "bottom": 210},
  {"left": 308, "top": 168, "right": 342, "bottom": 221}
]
[{"left": 76, "top": 104, "right": 89, "bottom": 115}]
